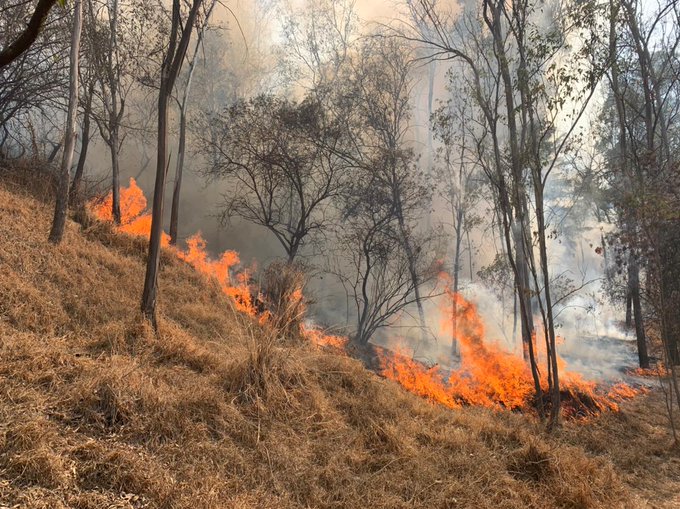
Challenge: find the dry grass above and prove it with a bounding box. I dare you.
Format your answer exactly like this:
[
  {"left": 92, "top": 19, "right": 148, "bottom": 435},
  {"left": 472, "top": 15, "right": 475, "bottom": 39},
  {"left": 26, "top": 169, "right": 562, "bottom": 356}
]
[{"left": 0, "top": 171, "right": 678, "bottom": 508}]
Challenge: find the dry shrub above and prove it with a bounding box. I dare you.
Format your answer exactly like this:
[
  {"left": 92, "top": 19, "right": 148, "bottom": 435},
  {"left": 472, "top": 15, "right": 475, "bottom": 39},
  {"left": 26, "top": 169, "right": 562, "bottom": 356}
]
[
  {"left": 224, "top": 331, "right": 310, "bottom": 416},
  {"left": 260, "top": 261, "right": 307, "bottom": 338}
]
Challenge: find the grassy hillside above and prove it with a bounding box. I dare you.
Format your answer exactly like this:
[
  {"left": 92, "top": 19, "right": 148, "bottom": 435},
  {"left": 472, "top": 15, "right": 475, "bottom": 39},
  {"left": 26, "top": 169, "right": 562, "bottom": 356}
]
[{"left": 0, "top": 169, "right": 678, "bottom": 508}]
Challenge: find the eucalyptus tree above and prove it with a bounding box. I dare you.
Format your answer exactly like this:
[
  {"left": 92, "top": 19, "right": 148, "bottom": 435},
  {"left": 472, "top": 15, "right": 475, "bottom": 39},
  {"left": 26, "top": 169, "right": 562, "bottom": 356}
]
[{"left": 200, "top": 94, "right": 349, "bottom": 262}]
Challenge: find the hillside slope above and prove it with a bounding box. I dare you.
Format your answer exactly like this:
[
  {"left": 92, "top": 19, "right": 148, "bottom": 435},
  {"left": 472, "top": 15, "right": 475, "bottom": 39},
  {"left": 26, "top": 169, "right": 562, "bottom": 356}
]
[{"left": 0, "top": 172, "right": 678, "bottom": 508}]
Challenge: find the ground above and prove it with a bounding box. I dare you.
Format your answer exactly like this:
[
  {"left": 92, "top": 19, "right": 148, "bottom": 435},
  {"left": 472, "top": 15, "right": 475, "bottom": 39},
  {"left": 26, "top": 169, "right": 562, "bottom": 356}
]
[{"left": 0, "top": 166, "right": 679, "bottom": 508}]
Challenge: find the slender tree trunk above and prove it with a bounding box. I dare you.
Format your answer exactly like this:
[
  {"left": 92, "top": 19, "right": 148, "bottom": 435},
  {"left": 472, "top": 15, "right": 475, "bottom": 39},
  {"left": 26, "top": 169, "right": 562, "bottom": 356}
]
[
  {"left": 168, "top": 0, "right": 216, "bottom": 244},
  {"left": 628, "top": 254, "right": 650, "bottom": 368},
  {"left": 141, "top": 0, "right": 203, "bottom": 325},
  {"left": 169, "top": 108, "right": 186, "bottom": 245},
  {"left": 70, "top": 82, "right": 93, "bottom": 206},
  {"left": 451, "top": 207, "right": 463, "bottom": 357},
  {"left": 110, "top": 125, "right": 121, "bottom": 223},
  {"left": 49, "top": 0, "right": 81, "bottom": 244}
]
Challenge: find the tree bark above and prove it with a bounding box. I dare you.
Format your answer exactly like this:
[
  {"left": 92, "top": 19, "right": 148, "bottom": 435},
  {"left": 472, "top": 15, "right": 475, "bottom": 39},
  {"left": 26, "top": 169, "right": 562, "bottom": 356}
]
[
  {"left": 70, "top": 82, "right": 94, "bottom": 205},
  {"left": 49, "top": 0, "right": 82, "bottom": 244},
  {"left": 628, "top": 254, "right": 650, "bottom": 368}
]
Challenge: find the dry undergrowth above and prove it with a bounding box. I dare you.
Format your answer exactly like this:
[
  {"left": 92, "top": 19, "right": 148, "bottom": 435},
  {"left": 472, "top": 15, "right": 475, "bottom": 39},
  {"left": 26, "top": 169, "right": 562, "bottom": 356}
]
[{"left": 0, "top": 165, "right": 678, "bottom": 508}]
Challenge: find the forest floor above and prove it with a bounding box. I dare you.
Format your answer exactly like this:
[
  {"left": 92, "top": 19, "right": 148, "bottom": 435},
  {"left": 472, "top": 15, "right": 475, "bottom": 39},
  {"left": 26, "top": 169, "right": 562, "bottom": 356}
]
[{"left": 1, "top": 167, "right": 679, "bottom": 508}]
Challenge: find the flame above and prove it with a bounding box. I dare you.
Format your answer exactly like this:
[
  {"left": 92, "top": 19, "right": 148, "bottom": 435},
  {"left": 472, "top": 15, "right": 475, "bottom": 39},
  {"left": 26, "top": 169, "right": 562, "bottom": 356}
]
[
  {"left": 89, "top": 179, "right": 254, "bottom": 315},
  {"left": 176, "top": 233, "right": 256, "bottom": 316},
  {"left": 378, "top": 275, "right": 641, "bottom": 417},
  {"left": 89, "top": 183, "right": 642, "bottom": 418},
  {"left": 91, "top": 178, "right": 170, "bottom": 246},
  {"left": 301, "top": 323, "right": 349, "bottom": 350}
]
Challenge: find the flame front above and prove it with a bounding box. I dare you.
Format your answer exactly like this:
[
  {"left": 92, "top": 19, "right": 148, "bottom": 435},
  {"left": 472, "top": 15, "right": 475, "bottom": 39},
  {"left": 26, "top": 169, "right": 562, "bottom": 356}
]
[
  {"left": 89, "top": 179, "right": 254, "bottom": 315},
  {"left": 90, "top": 180, "right": 642, "bottom": 419},
  {"left": 378, "top": 280, "right": 643, "bottom": 416}
]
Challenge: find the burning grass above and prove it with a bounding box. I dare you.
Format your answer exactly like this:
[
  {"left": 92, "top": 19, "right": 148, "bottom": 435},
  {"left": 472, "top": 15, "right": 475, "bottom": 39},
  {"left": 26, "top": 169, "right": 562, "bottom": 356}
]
[
  {"left": 0, "top": 171, "right": 678, "bottom": 507},
  {"left": 377, "top": 287, "right": 643, "bottom": 419}
]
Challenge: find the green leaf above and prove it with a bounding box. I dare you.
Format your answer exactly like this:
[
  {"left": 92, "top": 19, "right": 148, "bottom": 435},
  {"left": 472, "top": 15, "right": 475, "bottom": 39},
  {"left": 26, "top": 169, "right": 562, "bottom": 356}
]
[{"left": 58, "top": 0, "right": 67, "bottom": 7}]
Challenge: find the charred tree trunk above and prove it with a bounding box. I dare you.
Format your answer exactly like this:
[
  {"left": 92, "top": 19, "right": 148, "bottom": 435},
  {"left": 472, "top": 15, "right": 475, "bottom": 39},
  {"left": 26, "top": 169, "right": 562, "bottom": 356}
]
[{"left": 49, "top": 0, "right": 82, "bottom": 244}]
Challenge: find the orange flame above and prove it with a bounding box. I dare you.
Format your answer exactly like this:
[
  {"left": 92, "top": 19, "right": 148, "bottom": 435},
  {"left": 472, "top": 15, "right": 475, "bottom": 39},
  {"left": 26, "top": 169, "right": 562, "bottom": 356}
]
[
  {"left": 378, "top": 275, "right": 641, "bottom": 416},
  {"left": 89, "top": 179, "right": 255, "bottom": 315},
  {"left": 91, "top": 178, "right": 170, "bottom": 246},
  {"left": 302, "top": 323, "right": 349, "bottom": 350}
]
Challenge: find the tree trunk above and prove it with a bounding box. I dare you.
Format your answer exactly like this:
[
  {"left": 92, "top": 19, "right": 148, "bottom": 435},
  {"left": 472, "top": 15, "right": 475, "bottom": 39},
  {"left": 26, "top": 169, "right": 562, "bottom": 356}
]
[
  {"left": 168, "top": 108, "right": 186, "bottom": 245},
  {"left": 628, "top": 254, "right": 649, "bottom": 368},
  {"left": 110, "top": 126, "right": 121, "bottom": 223},
  {"left": 141, "top": 0, "right": 203, "bottom": 326},
  {"left": 49, "top": 0, "right": 81, "bottom": 244},
  {"left": 70, "top": 82, "right": 93, "bottom": 206}
]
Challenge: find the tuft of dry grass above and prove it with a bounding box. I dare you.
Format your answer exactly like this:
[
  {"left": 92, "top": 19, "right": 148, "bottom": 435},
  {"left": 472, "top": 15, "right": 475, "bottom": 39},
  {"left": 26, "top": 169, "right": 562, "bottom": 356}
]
[{"left": 0, "top": 171, "right": 678, "bottom": 508}]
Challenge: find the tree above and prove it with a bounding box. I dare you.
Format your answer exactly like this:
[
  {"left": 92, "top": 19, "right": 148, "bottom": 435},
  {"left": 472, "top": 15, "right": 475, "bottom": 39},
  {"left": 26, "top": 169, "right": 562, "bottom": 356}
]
[
  {"left": 0, "top": 1, "right": 69, "bottom": 157},
  {"left": 335, "top": 164, "right": 440, "bottom": 345},
  {"left": 405, "top": 0, "right": 608, "bottom": 428},
  {"left": 168, "top": 0, "right": 218, "bottom": 245},
  {"left": 432, "top": 75, "right": 482, "bottom": 355},
  {"left": 346, "top": 35, "right": 433, "bottom": 342},
  {"left": 49, "top": 0, "right": 82, "bottom": 243},
  {"left": 201, "top": 94, "right": 348, "bottom": 262},
  {"left": 86, "top": 0, "right": 162, "bottom": 224},
  {"left": 0, "top": 0, "right": 58, "bottom": 69},
  {"left": 597, "top": 0, "right": 680, "bottom": 427},
  {"left": 141, "top": 0, "right": 205, "bottom": 326}
]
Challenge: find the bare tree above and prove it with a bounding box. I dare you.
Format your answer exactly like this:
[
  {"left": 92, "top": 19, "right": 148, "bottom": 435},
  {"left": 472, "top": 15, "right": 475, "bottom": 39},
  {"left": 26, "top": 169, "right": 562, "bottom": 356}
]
[
  {"left": 201, "top": 94, "right": 348, "bottom": 262},
  {"left": 345, "top": 35, "right": 433, "bottom": 342}
]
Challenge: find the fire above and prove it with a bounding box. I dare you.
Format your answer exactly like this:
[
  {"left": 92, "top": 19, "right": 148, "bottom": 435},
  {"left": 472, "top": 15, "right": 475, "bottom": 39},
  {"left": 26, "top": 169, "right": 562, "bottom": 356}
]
[
  {"left": 379, "top": 288, "right": 533, "bottom": 410},
  {"left": 301, "top": 323, "right": 349, "bottom": 350},
  {"left": 89, "top": 179, "right": 254, "bottom": 315},
  {"left": 90, "top": 182, "right": 642, "bottom": 419},
  {"left": 378, "top": 277, "right": 642, "bottom": 417},
  {"left": 91, "top": 178, "right": 170, "bottom": 246},
  {"left": 176, "top": 233, "right": 256, "bottom": 316}
]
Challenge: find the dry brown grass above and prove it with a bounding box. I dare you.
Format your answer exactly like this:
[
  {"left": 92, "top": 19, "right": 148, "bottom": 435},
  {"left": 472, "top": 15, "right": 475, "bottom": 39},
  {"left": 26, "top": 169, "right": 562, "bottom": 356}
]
[{"left": 0, "top": 172, "right": 678, "bottom": 508}]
